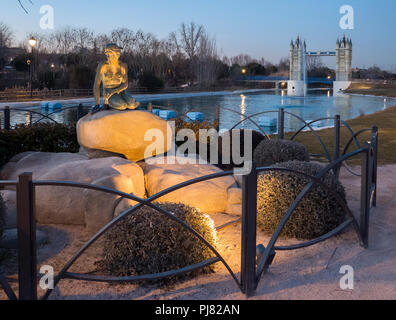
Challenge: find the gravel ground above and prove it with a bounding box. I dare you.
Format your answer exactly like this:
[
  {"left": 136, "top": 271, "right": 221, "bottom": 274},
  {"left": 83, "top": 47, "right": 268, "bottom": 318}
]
[{"left": 1, "top": 165, "right": 395, "bottom": 300}]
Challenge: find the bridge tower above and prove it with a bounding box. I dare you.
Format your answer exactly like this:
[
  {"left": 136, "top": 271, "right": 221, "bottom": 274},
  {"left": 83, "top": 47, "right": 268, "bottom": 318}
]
[
  {"left": 288, "top": 35, "right": 307, "bottom": 96},
  {"left": 334, "top": 35, "right": 352, "bottom": 94}
]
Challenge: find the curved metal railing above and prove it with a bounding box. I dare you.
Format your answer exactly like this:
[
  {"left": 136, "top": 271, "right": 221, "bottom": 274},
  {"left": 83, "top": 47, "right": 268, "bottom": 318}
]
[
  {"left": 0, "top": 109, "right": 378, "bottom": 299},
  {"left": 255, "top": 147, "right": 370, "bottom": 286},
  {"left": 224, "top": 107, "right": 378, "bottom": 180},
  {"left": 35, "top": 170, "right": 241, "bottom": 299},
  {"left": 1, "top": 105, "right": 89, "bottom": 129}
]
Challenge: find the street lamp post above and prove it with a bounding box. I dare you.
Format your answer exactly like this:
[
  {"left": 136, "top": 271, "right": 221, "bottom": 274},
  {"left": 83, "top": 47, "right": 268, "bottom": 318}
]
[
  {"left": 28, "top": 37, "right": 37, "bottom": 99},
  {"left": 50, "top": 63, "right": 55, "bottom": 85}
]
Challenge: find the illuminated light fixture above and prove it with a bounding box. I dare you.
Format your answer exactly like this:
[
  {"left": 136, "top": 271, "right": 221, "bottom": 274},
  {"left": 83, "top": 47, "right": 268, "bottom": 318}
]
[
  {"left": 241, "top": 68, "right": 247, "bottom": 75},
  {"left": 28, "top": 37, "right": 37, "bottom": 99},
  {"left": 28, "top": 36, "right": 37, "bottom": 48}
]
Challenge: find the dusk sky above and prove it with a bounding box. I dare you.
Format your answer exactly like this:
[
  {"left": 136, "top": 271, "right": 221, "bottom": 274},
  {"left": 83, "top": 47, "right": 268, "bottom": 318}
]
[{"left": 1, "top": 0, "right": 395, "bottom": 70}]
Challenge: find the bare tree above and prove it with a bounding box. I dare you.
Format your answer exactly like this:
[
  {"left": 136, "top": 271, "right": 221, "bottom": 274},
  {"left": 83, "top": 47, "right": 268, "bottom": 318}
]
[
  {"left": 168, "top": 32, "right": 181, "bottom": 56},
  {"left": 197, "top": 33, "right": 218, "bottom": 84},
  {"left": 169, "top": 22, "right": 209, "bottom": 83},
  {"left": 306, "top": 55, "right": 323, "bottom": 71},
  {"left": 178, "top": 22, "right": 204, "bottom": 60},
  {"left": 74, "top": 28, "right": 94, "bottom": 50},
  {"left": 17, "top": 0, "right": 33, "bottom": 13},
  {"left": 52, "top": 27, "right": 77, "bottom": 54},
  {"left": 0, "top": 22, "right": 13, "bottom": 47},
  {"left": 18, "top": 32, "right": 50, "bottom": 53},
  {"left": 94, "top": 33, "right": 111, "bottom": 52},
  {"left": 0, "top": 22, "right": 14, "bottom": 69},
  {"left": 230, "top": 54, "right": 254, "bottom": 66},
  {"left": 278, "top": 57, "right": 290, "bottom": 72},
  {"left": 111, "top": 28, "right": 136, "bottom": 52}
]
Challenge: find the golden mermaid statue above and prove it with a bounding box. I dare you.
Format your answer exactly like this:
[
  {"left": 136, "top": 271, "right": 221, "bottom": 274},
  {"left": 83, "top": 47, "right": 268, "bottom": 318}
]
[{"left": 92, "top": 43, "right": 139, "bottom": 113}]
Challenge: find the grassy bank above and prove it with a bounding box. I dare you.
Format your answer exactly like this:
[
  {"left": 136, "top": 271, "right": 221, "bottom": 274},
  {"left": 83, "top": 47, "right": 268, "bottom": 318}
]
[
  {"left": 286, "top": 104, "right": 396, "bottom": 165},
  {"left": 344, "top": 82, "right": 396, "bottom": 98}
]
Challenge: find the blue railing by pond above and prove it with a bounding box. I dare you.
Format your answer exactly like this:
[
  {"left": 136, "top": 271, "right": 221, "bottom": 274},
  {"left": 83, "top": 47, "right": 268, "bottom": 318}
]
[{"left": 239, "top": 76, "right": 336, "bottom": 84}]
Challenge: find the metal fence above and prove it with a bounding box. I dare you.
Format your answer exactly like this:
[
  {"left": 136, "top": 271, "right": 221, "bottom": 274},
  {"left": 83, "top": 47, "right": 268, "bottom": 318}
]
[
  {"left": 0, "top": 89, "right": 94, "bottom": 101},
  {"left": 0, "top": 109, "right": 378, "bottom": 300},
  {"left": 0, "top": 84, "right": 269, "bottom": 102},
  {"left": 0, "top": 105, "right": 86, "bottom": 129},
  {"left": 0, "top": 103, "right": 219, "bottom": 130}
]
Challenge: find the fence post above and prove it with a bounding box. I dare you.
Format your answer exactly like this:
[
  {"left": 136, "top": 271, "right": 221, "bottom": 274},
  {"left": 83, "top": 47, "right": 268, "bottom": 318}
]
[
  {"left": 278, "top": 108, "right": 285, "bottom": 140},
  {"left": 214, "top": 105, "right": 220, "bottom": 131},
  {"left": 77, "top": 104, "right": 84, "bottom": 121},
  {"left": 371, "top": 126, "right": 378, "bottom": 207},
  {"left": 360, "top": 144, "right": 373, "bottom": 248},
  {"left": 16, "top": 172, "right": 37, "bottom": 300},
  {"left": 241, "top": 162, "right": 257, "bottom": 297},
  {"left": 4, "top": 106, "right": 10, "bottom": 130},
  {"left": 334, "top": 115, "right": 341, "bottom": 177}
]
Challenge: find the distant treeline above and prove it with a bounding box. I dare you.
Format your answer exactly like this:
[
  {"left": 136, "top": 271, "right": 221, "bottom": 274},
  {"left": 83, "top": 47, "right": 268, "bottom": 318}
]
[{"left": 0, "top": 21, "right": 394, "bottom": 91}]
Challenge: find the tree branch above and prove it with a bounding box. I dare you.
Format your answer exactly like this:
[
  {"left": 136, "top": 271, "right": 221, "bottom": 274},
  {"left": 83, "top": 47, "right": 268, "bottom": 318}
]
[{"left": 18, "top": 0, "right": 34, "bottom": 14}]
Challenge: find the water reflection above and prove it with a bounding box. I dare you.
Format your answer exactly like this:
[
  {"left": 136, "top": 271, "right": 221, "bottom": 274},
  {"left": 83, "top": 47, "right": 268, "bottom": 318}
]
[
  {"left": 6, "top": 90, "right": 396, "bottom": 133},
  {"left": 334, "top": 95, "right": 352, "bottom": 119},
  {"left": 240, "top": 94, "right": 246, "bottom": 128}
]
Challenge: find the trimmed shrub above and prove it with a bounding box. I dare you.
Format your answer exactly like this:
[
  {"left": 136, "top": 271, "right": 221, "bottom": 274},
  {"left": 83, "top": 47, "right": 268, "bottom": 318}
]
[
  {"left": 0, "top": 123, "right": 79, "bottom": 168},
  {"left": 218, "top": 129, "right": 266, "bottom": 170},
  {"left": 138, "top": 71, "right": 164, "bottom": 92},
  {"left": 174, "top": 118, "right": 219, "bottom": 142},
  {"left": 97, "top": 202, "right": 217, "bottom": 286},
  {"left": 254, "top": 139, "right": 309, "bottom": 167},
  {"left": 174, "top": 118, "right": 219, "bottom": 161},
  {"left": 257, "top": 161, "right": 347, "bottom": 240}
]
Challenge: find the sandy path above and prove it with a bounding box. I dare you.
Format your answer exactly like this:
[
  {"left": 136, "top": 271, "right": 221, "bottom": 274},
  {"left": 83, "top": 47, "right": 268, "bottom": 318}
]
[{"left": 1, "top": 165, "right": 396, "bottom": 300}]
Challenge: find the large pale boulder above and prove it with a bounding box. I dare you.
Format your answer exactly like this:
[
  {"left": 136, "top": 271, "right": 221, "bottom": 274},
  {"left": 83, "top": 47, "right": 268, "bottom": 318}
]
[
  {"left": 1, "top": 153, "right": 145, "bottom": 231},
  {"left": 0, "top": 190, "right": 17, "bottom": 229},
  {"left": 77, "top": 110, "right": 172, "bottom": 162},
  {"left": 0, "top": 152, "right": 88, "bottom": 181},
  {"left": 140, "top": 155, "right": 241, "bottom": 214}
]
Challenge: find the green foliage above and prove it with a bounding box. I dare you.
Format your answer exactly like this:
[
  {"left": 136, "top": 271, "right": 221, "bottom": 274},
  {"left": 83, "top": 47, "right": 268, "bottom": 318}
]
[
  {"left": 174, "top": 118, "right": 219, "bottom": 160},
  {"left": 98, "top": 202, "right": 217, "bottom": 287},
  {"left": 138, "top": 71, "right": 164, "bottom": 91},
  {"left": 0, "top": 123, "right": 79, "bottom": 168},
  {"left": 38, "top": 71, "right": 56, "bottom": 90},
  {"left": 244, "top": 62, "right": 266, "bottom": 76},
  {"left": 174, "top": 118, "right": 218, "bottom": 141},
  {"left": 308, "top": 66, "right": 335, "bottom": 78},
  {"left": 69, "top": 65, "right": 94, "bottom": 89},
  {"left": 218, "top": 129, "right": 265, "bottom": 170},
  {"left": 257, "top": 161, "right": 347, "bottom": 240},
  {"left": 11, "top": 54, "right": 31, "bottom": 72},
  {"left": 254, "top": 139, "right": 310, "bottom": 167}
]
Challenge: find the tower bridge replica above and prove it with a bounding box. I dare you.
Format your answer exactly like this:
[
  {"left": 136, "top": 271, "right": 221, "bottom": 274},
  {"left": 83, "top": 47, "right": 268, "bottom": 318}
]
[{"left": 288, "top": 35, "right": 352, "bottom": 96}]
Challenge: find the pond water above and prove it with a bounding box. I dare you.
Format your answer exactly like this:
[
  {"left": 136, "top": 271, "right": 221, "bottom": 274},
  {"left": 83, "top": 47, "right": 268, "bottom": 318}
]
[{"left": 3, "top": 89, "right": 396, "bottom": 133}]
